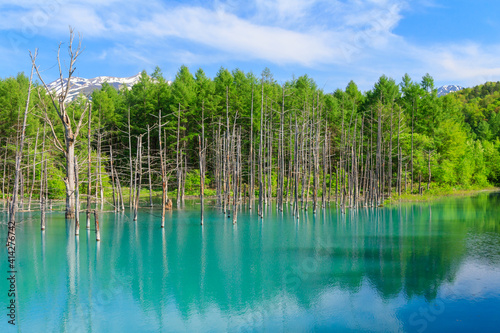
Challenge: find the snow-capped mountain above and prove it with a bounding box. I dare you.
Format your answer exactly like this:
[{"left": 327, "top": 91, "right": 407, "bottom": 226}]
[
  {"left": 437, "top": 85, "right": 464, "bottom": 97},
  {"left": 46, "top": 73, "right": 143, "bottom": 101}
]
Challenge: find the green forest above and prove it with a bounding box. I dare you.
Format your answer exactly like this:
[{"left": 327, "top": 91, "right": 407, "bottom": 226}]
[{"left": 2, "top": 63, "right": 500, "bottom": 214}]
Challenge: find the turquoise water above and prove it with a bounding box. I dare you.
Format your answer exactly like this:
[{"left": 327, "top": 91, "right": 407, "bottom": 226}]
[{"left": 1, "top": 193, "right": 500, "bottom": 332}]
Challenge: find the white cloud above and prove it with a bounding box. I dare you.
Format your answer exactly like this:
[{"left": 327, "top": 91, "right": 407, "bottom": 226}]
[
  {"left": 2, "top": 0, "right": 500, "bottom": 88},
  {"left": 405, "top": 42, "right": 500, "bottom": 86},
  {"left": 0, "top": 0, "right": 406, "bottom": 66},
  {"left": 134, "top": 6, "right": 341, "bottom": 66}
]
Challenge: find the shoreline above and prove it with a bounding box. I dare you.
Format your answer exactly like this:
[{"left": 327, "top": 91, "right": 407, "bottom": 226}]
[
  {"left": 384, "top": 187, "right": 499, "bottom": 205},
  {"left": 1, "top": 187, "right": 498, "bottom": 212}
]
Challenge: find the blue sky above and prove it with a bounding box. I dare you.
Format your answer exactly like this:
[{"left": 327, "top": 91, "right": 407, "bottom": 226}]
[{"left": 1, "top": 0, "right": 499, "bottom": 92}]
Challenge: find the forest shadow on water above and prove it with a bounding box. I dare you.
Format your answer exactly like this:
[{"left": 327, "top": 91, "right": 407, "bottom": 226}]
[{"left": 1, "top": 192, "right": 500, "bottom": 332}]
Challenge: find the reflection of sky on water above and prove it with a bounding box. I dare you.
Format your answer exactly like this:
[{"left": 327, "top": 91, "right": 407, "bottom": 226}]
[{"left": 1, "top": 192, "right": 500, "bottom": 332}]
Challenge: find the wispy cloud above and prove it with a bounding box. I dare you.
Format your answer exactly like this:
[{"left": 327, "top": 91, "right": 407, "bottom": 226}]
[
  {"left": 1, "top": 0, "right": 500, "bottom": 89},
  {"left": 0, "top": 0, "right": 405, "bottom": 66}
]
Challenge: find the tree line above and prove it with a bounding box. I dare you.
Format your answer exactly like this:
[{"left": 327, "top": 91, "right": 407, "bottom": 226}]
[{"left": 2, "top": 37, "right": 500, "bottom": 227}]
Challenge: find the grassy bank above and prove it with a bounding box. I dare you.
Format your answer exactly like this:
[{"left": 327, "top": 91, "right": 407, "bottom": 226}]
[{"left": 384, "top": 185, "right": 499, "bottom": 205}]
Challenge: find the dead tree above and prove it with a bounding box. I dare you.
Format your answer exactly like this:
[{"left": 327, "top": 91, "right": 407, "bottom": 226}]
[
  {"left": 199, "top": 102, "right": 205, "bottom": 225},
  {"left": 27, "top": 128, "right": 39, "bottom": 210},
  {"left": 258, "top": 82, "right": 264, "bottom": 218},
  {"left": 40, "top": 123, "right": 46, "bottom": 230},
  {"left": 94, "top": 210, "right": 100, "bottom": 241},
  {"left": 159, "top": 109, "right": 167, "bottom": 228},
  {"left": 128, "top": 106, "right": 134, "bottom": 207},
  {"left": 176, "top": 103, "right": 182, "bottom": 208},
  {"left": 97, "top": 126, "right": 104, "bottom": 210},
  {"left": 109, "top": 145, "right": 117, "bottom": 212},
  {"left": 133, "top": 135, "right": 143, "bottom": 221},
  {"left": 8, "top": 50, "right": 35, "bottom": 229},
  {"left": 249, "top": 86, "right": 255, "bottom": 207},
  {"left": 232, "top": 128, "right": 241, "bottom": 224},
  {"left": 115, "top": 167, "right": 125, "bottom": 212},
  {"left": 147, "top": 124, "right": 153, "bottom": 207},
  {"left": 86, "top": 104, "right": 92, "bottom": 229},
  {"left": 425, "top": 149, "right": 434, "bottom": 190},
  {"left": 32, "top": 29, "right": 88, "bottom": 218},
  {"left": 75, "top": 155, "right": 80, "bottom": 236}
]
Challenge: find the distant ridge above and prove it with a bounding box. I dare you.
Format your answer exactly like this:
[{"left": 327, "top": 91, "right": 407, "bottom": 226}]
[
  {"left": 437, "top": 84, "right": 464, "bottom": 97},
  {"left": 46, "top": 73, "right": 144, "bottom": 101}
]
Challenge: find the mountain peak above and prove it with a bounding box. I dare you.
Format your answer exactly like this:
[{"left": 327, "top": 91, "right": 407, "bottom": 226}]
[
  {"left": 46, "top": 73, "right": 144, "bottom": 102},
  {"left": 437, "top": 84, "right": 464, "bottom": 97}
]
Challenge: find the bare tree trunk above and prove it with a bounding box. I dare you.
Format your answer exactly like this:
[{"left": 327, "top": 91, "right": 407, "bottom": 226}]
[
  {"left": 182, "top": 148, "right": 187, "bottom": 205},
  {"left": 159, "top": 109, "right": 167, "bottom": 228},
  {"left": 176, "top": 103, "right": 182, "bottom": 207},
  {"left": 286, "top": 115, "right": 293, "bottom": 205},
  {"left": 147, "top": 124, "right": 153, "bottom": 207},
  {"left": 293, "top": 114, "right": 299, "bottom": 217},
  {"left": 215, "top": 126, "right": 221, "bottom": 208},
  {"left": 225, "top": 87, "right": 232, "bottom": 217},
  {"left": 376, "top": 107, "right": 382, "bottom": 206},
  {"left": 133, "top": 135, "right": 143, "bottom": 221},
  {"left": 268, "top": 112, "right": 272, "bottom": 205},
  {"left": 397, "top": 107, "right": 402, "bottom": 197},
  {"left": 225, "top": 130, "right": 231, "bottom": 217},
  {"left": 8, "top": 50, "right": 34, "bottom": 230},
  {"left": 404, "top": 164, "right": 407, "bottom": 194},
  {"left": 222, "top": 130, "right": 227, "bottom": 214},
  {"left": 258, "top": 82, "right": 264, "bottom": 218},
  {"left": 115, "top": 167, "right": 125, "bottom": 212},
  {"left": 97, "top": 112, "right": 104, "bottom": 211},
  {"left": 278, "top": 85, "right": 285, "bottom": 212},
  {"left": 28, "top": 128, "right": 39, "bottom": 210},
  {"left": 2, "top": 138, "right": 8, "bottom": 205},
  {"left": 411, "top": 100, "right": 414, "bottom": 193},
  {"left": 86, "top": 105, "right": 92, "bottom": 229},
  {"left": 75, "top": 155, "right": 80, "bottom": 236},
  {"left": 233, "top": 128, "right": 241, "bottom": 224},
  {"left": 419, "top": 173, "right": 422, "bottom": 195},
  {"left": 20, "top": 159, "right": 25, "bottom": 211},
  {"left": 388, "top": 106, "right": 393, "bottom": 197},
  {"left": 110, "top": 145, "right": 117, "bottom": 212},
  {"left": 40, "top": 123, "right": 46, "bottom": 230},
  {"left": 249, "top": 86, "right": 254, "bottom": 207},
  {"left": 199, "top": 103, "right": 205, "bottom": 225},
  {"left": 94, "top": 210, "right": 100, "bottom": 241},
  {"left": 312, "top": 105, "right": 319, "bottom": 214},
  {"left": 427, "top": 150, "right": 432, "bottom": 191},
  {"left": 128, "top": 107, "right": 134, "bottom": 208},
  {"left": 322, "top": 123, "right": 327, "bottom": 209}
]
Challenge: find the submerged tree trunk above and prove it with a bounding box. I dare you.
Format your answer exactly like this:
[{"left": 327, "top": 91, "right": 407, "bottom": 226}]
[
  {"left": 8, "top": 50, "right": 35, "bottom": 230},
  {"left": 95, "top": 210, "right": 100, "bottom": 241},
  {"left": 258, "top": 82, "right": 264, "bottom": 218},
  {"left": 28, "top": 128, "right": 39, "bottom": 211},
  {"left": 249, "top": 86, "right": 255, "bottom": 208},
  {"left": 159, "top": 109, "right": 167, "bottom": 228},
  {"left": 147, "top": 124, "right": 153, "bottom": 207},
  {"left": 75, "top": 156, "right": 80, "bottom": 236},
  {"left": 199, "top": 103, "right": 205, "bottom": 226},
  {"left": 110, "top": 145, "right": 117, "bottom": 212},
  {"left": 40, "top": 123, "right": 46, "bottom": 230},
  {"left": 176, "top": 103, "right": 182, "bottom": 208},
  {"left": 86, "top": 106, "right": 92, "bottom": 229},
  {"left": 233, "top": 129, "right": 241, "bottom": 224},
  {"left": 128, "top": 107, "right": 134, "bottom": 208},
  {"left": 133, "top": 135, "right": 143, "bottom": 221}
]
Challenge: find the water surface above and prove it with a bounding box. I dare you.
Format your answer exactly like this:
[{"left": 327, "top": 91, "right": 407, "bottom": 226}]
[{"left": 1, "top": 193, "right": 500, "bottom": 332}]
